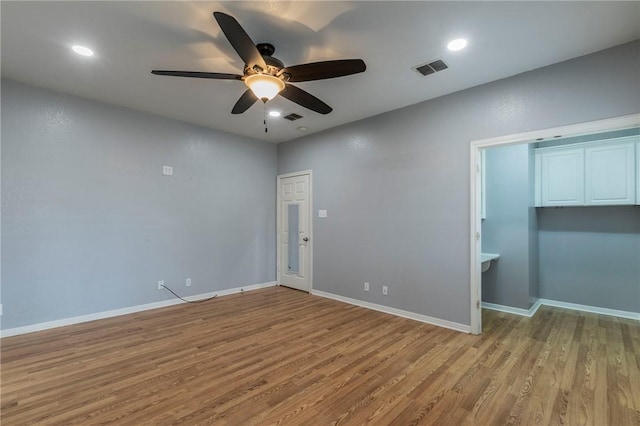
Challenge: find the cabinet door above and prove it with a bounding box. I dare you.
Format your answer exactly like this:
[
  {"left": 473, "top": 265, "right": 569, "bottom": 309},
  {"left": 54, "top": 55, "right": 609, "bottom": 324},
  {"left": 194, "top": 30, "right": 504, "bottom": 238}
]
[
  {"left": 541, "top": 148, "right": 584, "bottom": 206},
  {"left": 585, "top": 142, "right": 635, "bottom": 205}
]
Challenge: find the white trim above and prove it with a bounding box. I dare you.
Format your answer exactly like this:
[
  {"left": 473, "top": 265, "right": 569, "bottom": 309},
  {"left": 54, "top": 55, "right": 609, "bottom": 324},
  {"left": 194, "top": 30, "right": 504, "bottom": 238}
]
[
  {"left": 472, "top": 114, "right": 640, "bottom": 148},
  {"left": 538, "top": 299, "right": 640, "bottom": 321},
  {"left": 276, "top": 170, "right": 313, "bottom": 293},
  {"left": 482, "top": 299, "right": 639, "bottom": 321},
  {"left": 311, "top": 289, "right": 471, "bottom": 333},
  {"left": 469, "top": 143, "right": 483, "bottom": 334},
  {"left": 469, "top": 113, "right": 640, "bottom": 335},
  {"left": 482, "top": 299, "right": 543, "bottom": 317},
  {"left": 0, "top": 281, "right": 277, "bottom": 338}
]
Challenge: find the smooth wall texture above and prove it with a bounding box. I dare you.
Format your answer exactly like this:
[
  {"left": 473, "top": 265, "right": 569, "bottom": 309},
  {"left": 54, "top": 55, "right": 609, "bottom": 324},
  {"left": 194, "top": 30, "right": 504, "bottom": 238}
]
[
  {"left": 538, "top": 207, "right": 640, "bottom": 313},
  {"left": 278, "top": 41, "right": 640, "bottom": 326},
  {"left": 481, "top": 144, "right": 538, "bottom": 309},
  {"left": 1, "top": 80, "right": 277, "bottom": 329}
]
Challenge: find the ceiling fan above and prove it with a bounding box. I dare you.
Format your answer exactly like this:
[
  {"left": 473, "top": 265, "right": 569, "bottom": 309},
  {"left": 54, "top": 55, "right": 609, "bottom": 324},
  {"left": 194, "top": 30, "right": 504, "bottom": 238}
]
[{"left": 151, "top": 12, "right": 366, "bottom": 115}]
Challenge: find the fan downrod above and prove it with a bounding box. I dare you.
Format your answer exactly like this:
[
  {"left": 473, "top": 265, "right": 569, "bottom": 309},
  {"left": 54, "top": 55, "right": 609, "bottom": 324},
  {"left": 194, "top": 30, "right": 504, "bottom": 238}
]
[{"left": 256, "top": 43, "right": 275, "bottom": 57}]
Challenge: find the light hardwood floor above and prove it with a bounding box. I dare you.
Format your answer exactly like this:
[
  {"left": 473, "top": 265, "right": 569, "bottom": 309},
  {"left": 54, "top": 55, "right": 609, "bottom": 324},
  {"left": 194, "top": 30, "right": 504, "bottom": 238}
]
[{"left": 2, "top": 286, "right": 639, "bottom": 425}]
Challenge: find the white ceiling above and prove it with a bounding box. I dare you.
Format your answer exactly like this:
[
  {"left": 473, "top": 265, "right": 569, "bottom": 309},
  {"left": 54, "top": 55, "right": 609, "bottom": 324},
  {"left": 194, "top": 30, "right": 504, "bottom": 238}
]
[{"left": 2, "top": 1, "right": 639, "bottom": 143}]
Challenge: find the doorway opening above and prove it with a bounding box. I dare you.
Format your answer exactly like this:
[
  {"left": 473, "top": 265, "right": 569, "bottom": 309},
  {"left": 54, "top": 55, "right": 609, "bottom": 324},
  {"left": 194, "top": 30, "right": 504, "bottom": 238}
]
[{"left": 469, "top": 114, "right": 640, "bottom": 334}]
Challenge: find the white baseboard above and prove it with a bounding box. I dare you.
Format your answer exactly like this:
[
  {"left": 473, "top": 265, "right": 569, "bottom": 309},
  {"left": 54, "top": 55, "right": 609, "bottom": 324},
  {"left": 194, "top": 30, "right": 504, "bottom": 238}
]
[
  {"left": 311, "top": 289, "right": 471, "bottom": 333},
  {"left": 1, "top": 281, "right": 277, "bottom": 338},
  {"left": 538, "top": 298, "right": 640, "bottom": 321},
  {"left": 482, "top": 299, "right": 542, "bottom": 317},
  {"left": 483, "top": 298, "right": 639, "bottom": 321}
]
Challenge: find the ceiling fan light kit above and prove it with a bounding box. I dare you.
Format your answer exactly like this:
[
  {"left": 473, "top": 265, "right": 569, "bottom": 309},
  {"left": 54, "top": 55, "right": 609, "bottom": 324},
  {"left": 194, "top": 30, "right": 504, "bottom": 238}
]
[
  {"left": 151, "top": 11, "right": 366, "bottom": 116},
  {"left": 245, "top": 74, "right": 285, "bottom": 102}
]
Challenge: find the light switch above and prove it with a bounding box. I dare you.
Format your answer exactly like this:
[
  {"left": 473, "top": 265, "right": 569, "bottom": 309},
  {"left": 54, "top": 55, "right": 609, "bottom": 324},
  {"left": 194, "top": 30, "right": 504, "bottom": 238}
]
[
  {"left": 318, "top": 209, "right": 327, "bottom": 218},
  {"left": 162, "top": 166, "right": 173, "bottom": 176}
]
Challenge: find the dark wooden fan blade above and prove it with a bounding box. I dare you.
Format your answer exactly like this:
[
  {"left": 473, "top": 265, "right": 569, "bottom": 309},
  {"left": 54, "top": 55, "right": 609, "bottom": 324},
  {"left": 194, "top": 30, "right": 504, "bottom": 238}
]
[
  {"left": 280, "top": 84, "right": 332, "bottom": 115},
  {"left": 213, "top": 12, "right": 267, "bottom": 71},
  {"left": 232, "top": 89, "right": 258, "bottom": 114},
  {"left": 151, "top": 70, "right": 243, "bottom": 80},
  {"left": 282, "top": 59, "right": 366, "bottom": 82}
]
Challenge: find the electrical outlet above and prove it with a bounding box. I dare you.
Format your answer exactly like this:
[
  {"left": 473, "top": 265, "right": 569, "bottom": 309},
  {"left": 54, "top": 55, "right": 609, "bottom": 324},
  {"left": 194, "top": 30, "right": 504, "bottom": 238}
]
[
  {"left": 186, "top": 278, "right": 191, "bottom": 287},
  {"left": 364, "top": 282, "right": 370, "bottom": 292},
  {"left": 382, "top": 285, "right": 388, "bottom": 296},
  {"left": 158, "top": 280, "right": 164, "bottom": 290}
]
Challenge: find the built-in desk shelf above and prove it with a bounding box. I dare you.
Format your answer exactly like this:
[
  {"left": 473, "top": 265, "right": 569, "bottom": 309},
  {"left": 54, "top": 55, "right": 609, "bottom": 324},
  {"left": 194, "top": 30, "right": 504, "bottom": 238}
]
[{"left": 481, "top": 253, "right": 500, "bottom": 272}]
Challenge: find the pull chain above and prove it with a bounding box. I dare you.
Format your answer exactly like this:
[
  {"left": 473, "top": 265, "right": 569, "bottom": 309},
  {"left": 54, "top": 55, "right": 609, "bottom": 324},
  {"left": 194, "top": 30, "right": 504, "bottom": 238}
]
[{"left": 263, "top": 101, "right": 268, "bottom": 133}]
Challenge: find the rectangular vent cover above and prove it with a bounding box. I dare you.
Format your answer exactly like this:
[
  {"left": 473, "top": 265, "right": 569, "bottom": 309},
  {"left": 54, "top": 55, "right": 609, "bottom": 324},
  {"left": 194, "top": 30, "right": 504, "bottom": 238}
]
[
  {"left": 283, "top": 113, "right": 303, "bottom": 121},
  {"left": 413, "top": 59, "right": 448, "bottom": 76}
]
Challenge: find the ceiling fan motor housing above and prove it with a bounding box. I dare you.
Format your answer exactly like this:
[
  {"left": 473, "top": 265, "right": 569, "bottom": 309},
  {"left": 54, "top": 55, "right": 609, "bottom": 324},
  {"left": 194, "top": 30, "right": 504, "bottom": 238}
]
[{"left": 246, "top": 43, "right": 286, "bottom": 79}]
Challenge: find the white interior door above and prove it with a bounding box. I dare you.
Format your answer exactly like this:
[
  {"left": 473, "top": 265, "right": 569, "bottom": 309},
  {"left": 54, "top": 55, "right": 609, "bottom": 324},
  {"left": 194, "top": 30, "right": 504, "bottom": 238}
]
[{"left": 277, "top": 172, "right": 312, "bottom": 292}]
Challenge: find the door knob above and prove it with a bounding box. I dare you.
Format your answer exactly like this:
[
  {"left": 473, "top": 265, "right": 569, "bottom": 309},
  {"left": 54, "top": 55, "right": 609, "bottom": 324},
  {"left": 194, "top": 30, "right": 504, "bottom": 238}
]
[{"left": 303, "top": 237, "right": 309, "bottom": 242}]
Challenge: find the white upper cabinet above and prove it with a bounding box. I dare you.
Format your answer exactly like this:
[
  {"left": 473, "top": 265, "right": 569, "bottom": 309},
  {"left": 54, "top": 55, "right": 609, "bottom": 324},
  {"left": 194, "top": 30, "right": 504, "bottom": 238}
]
[
  {"left": 535, "top": 135, "right": 638, "bottom": 207},
  {"left": 585, "top": 142, "right": 635, "bottom": 205},
  {"left": 540, "top": 148, "right": 584, "bottom": 206}
]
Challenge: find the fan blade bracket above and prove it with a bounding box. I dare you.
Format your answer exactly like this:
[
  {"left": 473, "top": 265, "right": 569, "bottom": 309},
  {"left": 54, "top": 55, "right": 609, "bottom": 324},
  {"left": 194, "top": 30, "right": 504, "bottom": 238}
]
[{"left": 277, "top": 70, "right": 292, "bottom": 81}]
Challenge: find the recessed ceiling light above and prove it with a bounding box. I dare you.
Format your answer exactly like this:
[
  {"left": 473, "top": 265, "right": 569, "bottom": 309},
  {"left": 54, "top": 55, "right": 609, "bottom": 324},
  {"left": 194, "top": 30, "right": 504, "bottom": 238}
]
[
  {"left": 72, "top": 45, "right": 94, "bottom": 56},
  {"left": 268, "top": 110, "right": 281, "bottom": 117},
  {"left": 447, "top": 39, "right": 467, "bottom": 51},
  {"left": 297, "top": 126, "right": 308, "bottom": 132}
]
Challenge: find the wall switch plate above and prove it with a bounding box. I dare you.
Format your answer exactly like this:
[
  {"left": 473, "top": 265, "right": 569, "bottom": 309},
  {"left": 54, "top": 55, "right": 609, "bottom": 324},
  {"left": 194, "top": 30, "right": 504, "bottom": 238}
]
[
  {"left": 186, "top": 278, "right": 191, "bottom": 287},
  {"left": 162, "top": 166, "right": 173, "bottom": 176},
  {"left": 364, "top": 282, "right": 370, "bottom": 292},
  {"left": 318, "top": 209, "right": 327, "bottom": 218},
  {"left": 382, "top": 285, "right": 388, "bottom": 295},
  {"left": 158, "top": 280, "right": 164, "bottom": 290}
]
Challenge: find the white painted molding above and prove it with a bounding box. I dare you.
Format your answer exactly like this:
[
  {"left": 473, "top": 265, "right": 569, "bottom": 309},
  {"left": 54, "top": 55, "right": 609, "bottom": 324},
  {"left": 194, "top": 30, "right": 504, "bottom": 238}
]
[
  {"left": 0, "top": 281, "right": 277, "bottom": 338},
  {"left": 483, "top": 298, "right": 639, "bottom": 321},
  {"left": 472, "top": 114, "right": 640, "bottom": 148},
  {"left": 311, "top": 289, "right": 471, "bottom": 333},
  {"left": 538, "top": 299, "right": 640, "bottom": 321},
  {"left": 482, "top": 299, "right": 542, "bottom": 318}
]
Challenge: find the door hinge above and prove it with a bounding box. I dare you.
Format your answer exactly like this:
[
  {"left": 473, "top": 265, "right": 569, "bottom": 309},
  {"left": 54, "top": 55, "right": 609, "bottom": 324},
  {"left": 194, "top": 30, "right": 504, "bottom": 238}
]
[
  {"left": 475, "top": 232, "right": 480, "bottom": 241},
  {"left": 476, "top": 300, "right": 480, "bottom": 309},
  {"left": 476, "top": 164, "right": 480, "bottom": 173}
]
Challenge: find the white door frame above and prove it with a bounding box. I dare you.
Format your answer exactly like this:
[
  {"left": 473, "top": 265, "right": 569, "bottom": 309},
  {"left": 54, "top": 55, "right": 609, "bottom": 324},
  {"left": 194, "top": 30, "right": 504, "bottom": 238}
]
[
  {"left": 469, "top": 113, "right": 640, "bottom": 335},
  {"left": 277, "top": 170, "right": 313, "bottom": 291}
]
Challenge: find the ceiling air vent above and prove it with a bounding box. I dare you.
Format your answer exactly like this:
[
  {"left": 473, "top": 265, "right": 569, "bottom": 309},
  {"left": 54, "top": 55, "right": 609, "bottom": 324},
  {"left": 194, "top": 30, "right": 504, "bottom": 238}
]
[
  {"left": 413, "top": 59, "right": 448, "bottom": 76},
  {"left": 283, "top": 113, "right": 303, "bottom": 121}
]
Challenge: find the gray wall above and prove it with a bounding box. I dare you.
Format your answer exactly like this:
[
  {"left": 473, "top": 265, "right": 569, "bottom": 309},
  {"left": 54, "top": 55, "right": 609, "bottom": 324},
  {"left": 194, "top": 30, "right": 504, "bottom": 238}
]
[
  {"left": 481, "top": 144, "right": 538, "bottom": 309},
  {"left": 1, "top": 79, "right": 277, "bottom": 329},
  {"left": 538, "top": 207, "right": 640, "bottom": 313},
  {"left": 278, "top": 41, "right": 640, "bottom": 326}
]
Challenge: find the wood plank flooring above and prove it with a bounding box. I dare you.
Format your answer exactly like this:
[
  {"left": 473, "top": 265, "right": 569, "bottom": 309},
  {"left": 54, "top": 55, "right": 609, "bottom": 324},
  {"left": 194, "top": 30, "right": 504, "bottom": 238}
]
[{"left": 2, "top": 286, "right": 639, "bottom": 425}]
